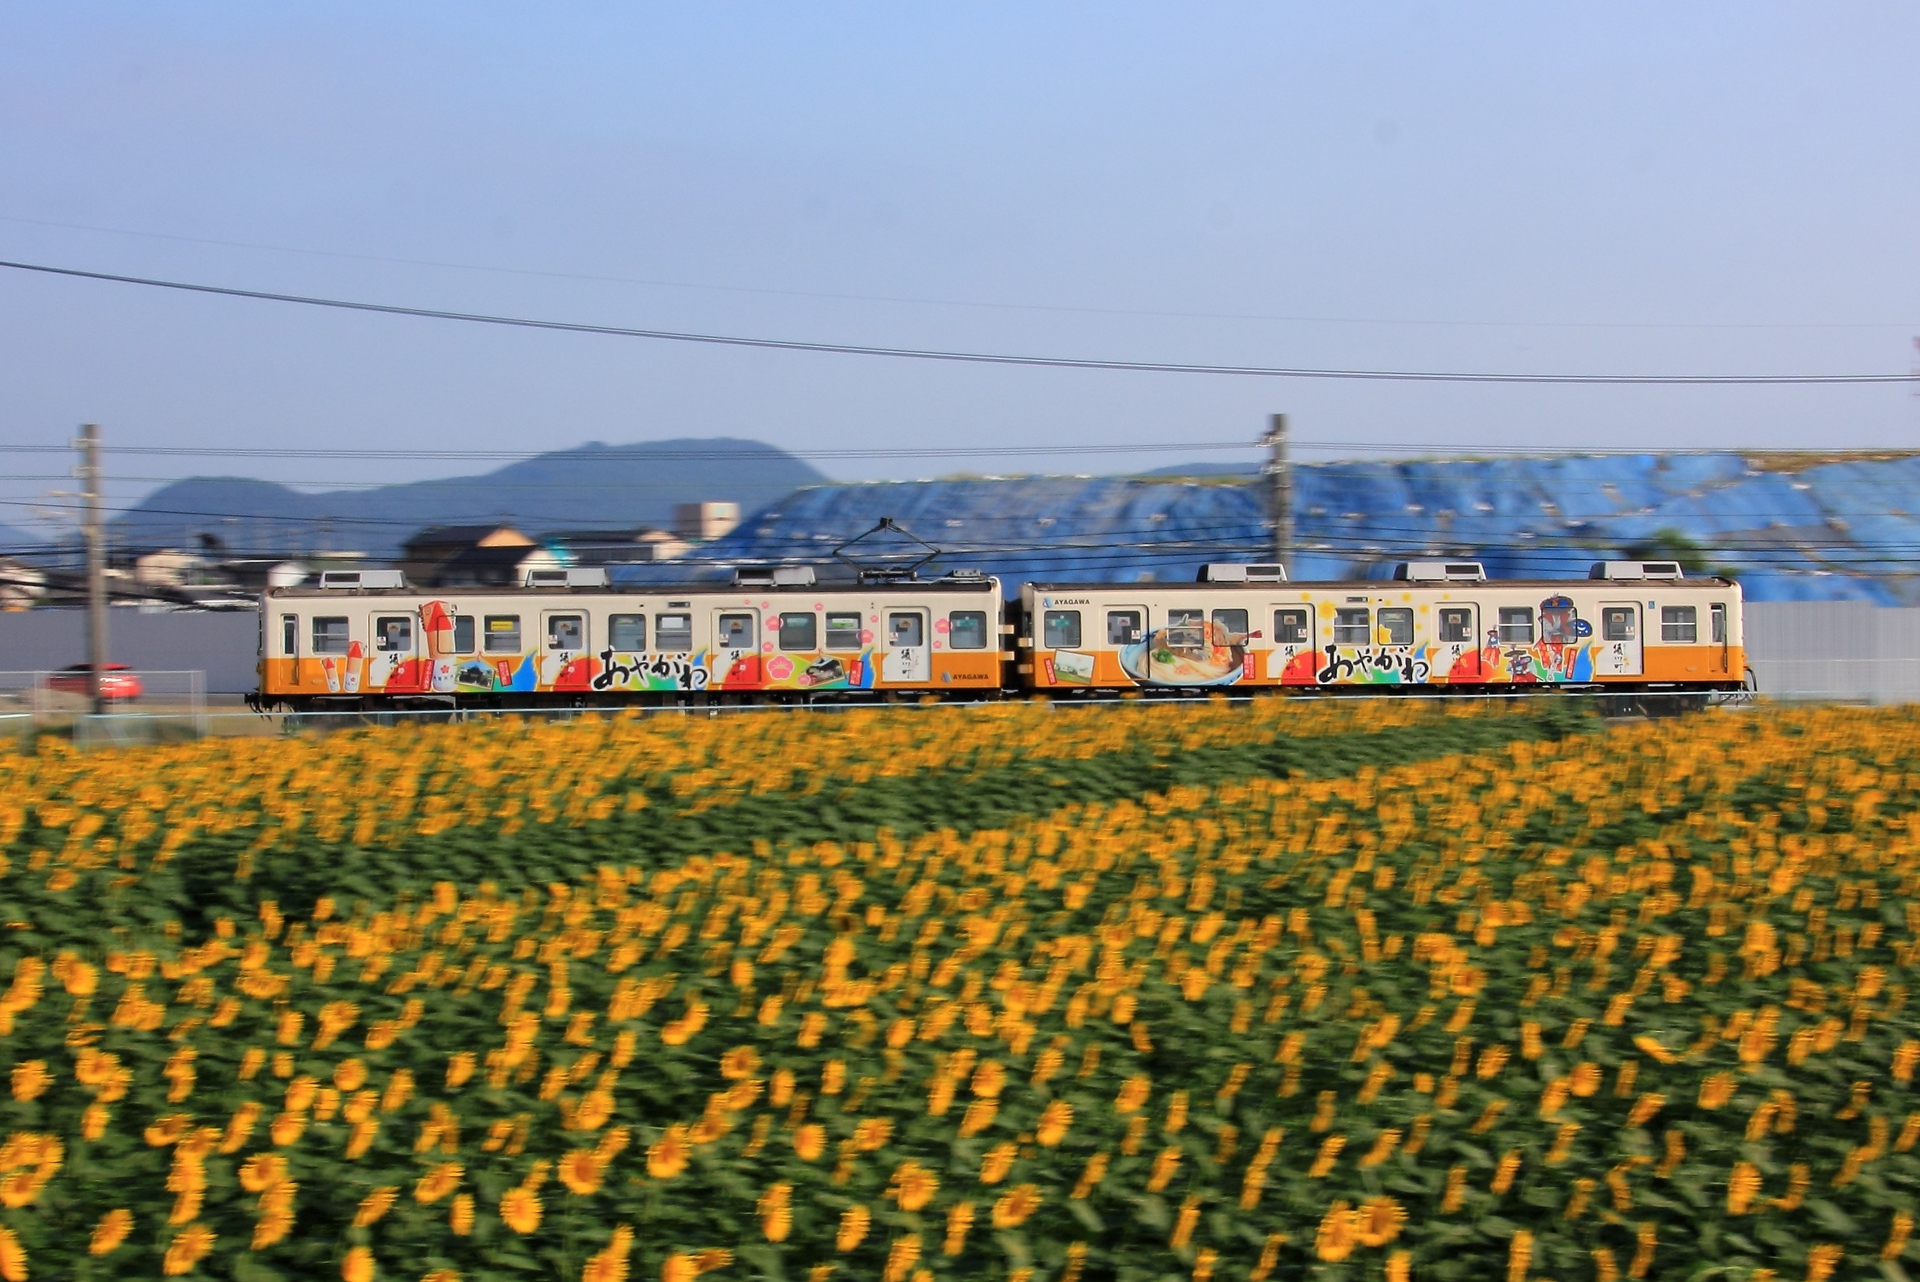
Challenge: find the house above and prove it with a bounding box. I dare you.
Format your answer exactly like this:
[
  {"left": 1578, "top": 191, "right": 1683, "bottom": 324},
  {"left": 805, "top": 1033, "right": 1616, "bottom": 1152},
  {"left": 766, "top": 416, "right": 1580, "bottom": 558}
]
[
  {"left": 674, "top": 502, "right": 740, "bottom": 542},
  {"left": 399, "top": 525, "right": 535, "bottom": 585},
  {"left": 543, "top": 528, "right": 690, "bottom": 566},
  {"left": 0, "top": 557, "right": 45, "bottom": 612}
]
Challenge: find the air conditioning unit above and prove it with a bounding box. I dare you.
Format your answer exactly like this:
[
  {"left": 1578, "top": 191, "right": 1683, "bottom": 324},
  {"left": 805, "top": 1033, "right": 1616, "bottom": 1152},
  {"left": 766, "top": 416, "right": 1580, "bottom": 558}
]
[
  {"left": 1588, "top": 561, "right": 1684, "bottom": 581},
  {"left": 1197, "top": 563, "right": 1288, "bottom": 583},
  {"left": 526, "top": 568, "right": 611, "bottom": 588},
  {"left": 319, "top": 570, "right": 406, "bottom": 590},
  {"left": 1393, "top": 561, "right": 1487, "bottom": 582},
  {"left": 733, "top": 565, "right": 816, "bottom": 587}
]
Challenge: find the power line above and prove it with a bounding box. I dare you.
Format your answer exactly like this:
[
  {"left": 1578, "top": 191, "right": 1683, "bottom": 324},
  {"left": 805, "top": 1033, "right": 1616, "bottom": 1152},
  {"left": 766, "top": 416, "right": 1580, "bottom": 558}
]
[
  {"left": 10, "top": 211, "right": 1917, "bottom": 332},
  {"left": 3, "top": 257, "right": 1916, "bottom": 386}
]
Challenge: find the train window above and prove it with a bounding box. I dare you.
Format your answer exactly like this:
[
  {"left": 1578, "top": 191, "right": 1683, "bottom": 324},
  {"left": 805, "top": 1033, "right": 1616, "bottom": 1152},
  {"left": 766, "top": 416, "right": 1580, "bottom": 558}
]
[
  {"left": 609, "top": 614, "right": 647, "bottom": 651},
  {"left": 1602, "top": 608, "right": 1636, "bottom": 642},
  {"left": 1498, "top": 607, "right": 1534, "bottom": 644},
  {"left": 1710, "top": 603, "right": 1727, "bottom": 644},
  {"left": 453, "top": 616, "right": 476, "bottom": 654},
  {"left": 889, "top": 613, "right": 924, "bottom": 647},
  {"left": 484, "top": 615, "right": 522, "bottom": 653},
  {"left": 281, "top": 614, "right": 298, "bottom": 656},
  {"left": 1661, "top": 606, "right": 1697, "bottom": 643},
  {"left": 1378, "top": 608, "right": 1414, "bottom": 646},
  {"left": 375, "top": 616, "right": 414, "bottom": 652},
  {"left": 548, "top": 615, "right": 585, "bottom": 651},
  {"left": 1333, "top": 608, "right": 1370, "bottom": 645},
  {"left": 778, "top": 612, "right": 819, "bottom": 651},
  {"left": 1438, "top": 607, "right": 1474, "bottom": 643},
  {"left": 1274, "top": 609, "right": 1310, "bottom": 645},
  {"left": 718, "top": 614, "right": 757, "bottom": 650},
  {"left": 1167, "top": 608, "right": 1206, "bottom": 649},
  {"left": 1107, "top": 610, "right": 1143, "bottom": 645},
  {"left": 949, "top": 611, "right": 988, "bottom": 649},
  {"left": 656, "top": 613, "right": 693, "bottom": 652},
  {"left": 1212, "top": 608, "right": 1250, "bottom": 643},
  {"left": 313, "top": 616, "right": 350, "bottom": 654},
  {"left": 826, "top": 612, "right": 863, "bottom": 650},
  {"left": 1043, "top": 610, "right": 1082, "bottom": 649}
]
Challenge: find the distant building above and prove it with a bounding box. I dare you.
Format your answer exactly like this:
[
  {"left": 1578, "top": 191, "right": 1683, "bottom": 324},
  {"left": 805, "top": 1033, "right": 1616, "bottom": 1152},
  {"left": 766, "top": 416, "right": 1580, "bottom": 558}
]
[
  {"left": 674, "top": 502, "right": 740, "bottom": 542},
  {"left": 0, "top": 557, "right": 45, "bottom": 612},
  {"left": 400, "top": 525, "right": 535, "bottom": 585},
  {"left": 544, "top": 528, "right": 691, "bottom": 565}
]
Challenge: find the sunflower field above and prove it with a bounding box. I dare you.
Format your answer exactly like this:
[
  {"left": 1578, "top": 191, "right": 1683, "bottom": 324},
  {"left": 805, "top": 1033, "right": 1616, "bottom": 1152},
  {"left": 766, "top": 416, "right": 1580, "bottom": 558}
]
[{"left": 0, "top": 698, "right": 1917, "bottom": 1282}]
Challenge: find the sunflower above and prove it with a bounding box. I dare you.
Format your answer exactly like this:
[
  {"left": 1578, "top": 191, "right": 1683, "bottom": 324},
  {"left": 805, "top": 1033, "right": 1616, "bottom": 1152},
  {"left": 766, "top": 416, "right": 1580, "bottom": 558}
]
[
  {"left": 239, "top": 1153, "right": 288, "bottom": 1193},
  {"left": 559, "top": 1150, "right": 605, "bottom": 1196},
  {"left": 0, "top": 1227, "right": 25, "bottom": 1282},
  {"left": 662, "top": 1255, "right": 698, "bottom": 1282},
  {"left": 450, "top": 1194, "right": 475, "bottom": 1235},
  {"left": 887, "top": 1161, "right": 939, "bottom": 1212},
  {"left": 253, "top": 1208, "right": 294, "bottom": 1250},
  {"left": 649, "top": 1126, "right": 691, "bottom": 1179},
  {"left": 836, "top": 1205, "right": 871, "bottom": 1252},
  {"left": 415, "top": 1162, "right": 464, "bottom": 1204},
  {"left": 1115, "top": 1076, "right": 1150, "bottom": 1114},
  {"left": 759, "top": 1183, "right": 794, "bottom": 1242},
  {"left": 341, "top": 1246, "right": 375, "bottom": 1282},
  {"left": 1314, "top": 1202, "right": 1357, "bottom": 1262},
  {"left": 792, "top": 1124, "right": 827, "bottom": 1162},
  {"left": 1568, "top": 1062, "right": 1602, "bottom": 1097},
  {"left": 853, "top": 1117, "right": 893, "bottom": 1152},
  {"left": 500, "top": 1186, "right": 543, "bottom": 1234},
  {"left": 970, "top": 1061, "right": 1007, "bottom": 1098},
  {"left": 720, "top": 1046, "right": 761, "bottom": 1080},
  {"left": 1355, "top": 1197, "right": 1407, "bottom": 1247},
  {"left": 89, "top": 1209, "right": 133, "bottom": 1256},
  {"left": 991, "top": 1184, "right": 1041, "bottom": 1229},
  {"left": 353, "top": 1187, "right": 399, "bottom": 1227},
  {"left": 980, "top": 1143, "right": 1016, "bottom": 1185},
  {"left": 1037, "top": 1100, "right": 1072, "bottom": 1147},
  {"left": 447, "top": 1051, "right": 477, "bottom": 1089},
  {"left": 162, "top": 1224, "right": 216, "bottom": 1276}
]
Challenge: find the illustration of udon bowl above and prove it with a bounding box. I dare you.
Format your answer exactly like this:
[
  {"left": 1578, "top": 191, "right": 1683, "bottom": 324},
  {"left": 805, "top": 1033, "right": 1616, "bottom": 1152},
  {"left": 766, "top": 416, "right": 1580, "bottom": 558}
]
[{"left": 1119, "top": 621, "right": 1246, "bottom": 685}]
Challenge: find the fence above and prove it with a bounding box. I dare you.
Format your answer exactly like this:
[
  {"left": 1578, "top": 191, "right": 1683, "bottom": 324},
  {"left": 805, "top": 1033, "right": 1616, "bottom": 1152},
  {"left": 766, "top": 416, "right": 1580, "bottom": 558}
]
[
  {"left": 0, "top": 670, "right": 208, "bottom": 743},
  {"left": 1743, "top": 601, "right": 1920, "bottom": 704}
]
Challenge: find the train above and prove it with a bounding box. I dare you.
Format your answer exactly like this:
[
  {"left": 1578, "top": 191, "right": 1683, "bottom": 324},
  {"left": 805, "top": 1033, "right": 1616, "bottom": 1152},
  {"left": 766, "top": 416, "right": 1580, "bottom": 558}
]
[{"left": 250, "top": 556, "right": 1745, "bottom": 710}]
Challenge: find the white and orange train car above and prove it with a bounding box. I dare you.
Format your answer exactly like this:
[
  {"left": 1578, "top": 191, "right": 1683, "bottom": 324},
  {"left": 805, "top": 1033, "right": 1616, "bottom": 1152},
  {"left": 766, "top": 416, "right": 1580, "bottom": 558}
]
[
  {"left": 252, "top": 559, "right": 1744, "bottom": 710},
  {"left": 1018, "top": 560, "right": 1743, "bottom": 698},
  {"left": 254, "top": 566, "right": 1010, "bottom": 709}
]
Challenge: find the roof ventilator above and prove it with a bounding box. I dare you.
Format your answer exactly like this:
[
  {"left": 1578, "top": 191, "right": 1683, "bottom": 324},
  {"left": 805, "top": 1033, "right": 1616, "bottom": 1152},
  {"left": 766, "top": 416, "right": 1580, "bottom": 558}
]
[
  {"left": 1588, "top": 561, "right": 1685, "bottom": 580},
  {"left": 319, "top": 569, "right": 406, "bottom": 590},
  {"left": 1197, "top": 562, "right": 1288, "bottom": 583},
  {"left": 733, "top": 565, "right": 817, "bottom": 587},
  {"left": 526, "top": 567, "right": 611, "bottom": 588},
  {"left": 1393, "top": 562, "right": 1488, "bottom": 582}
]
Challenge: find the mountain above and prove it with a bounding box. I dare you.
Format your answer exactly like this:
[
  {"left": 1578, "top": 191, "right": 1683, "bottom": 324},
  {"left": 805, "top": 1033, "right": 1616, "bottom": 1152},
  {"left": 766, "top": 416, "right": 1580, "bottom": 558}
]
[
  {"left": 0, "top": 521, "right": 47, "bottom": 553},
  {"left": 1133, "top": 461, "right": 1263, "bottom": 479},
  {"left": 111, "top": 438, "right": 825, "bottom": 557}
]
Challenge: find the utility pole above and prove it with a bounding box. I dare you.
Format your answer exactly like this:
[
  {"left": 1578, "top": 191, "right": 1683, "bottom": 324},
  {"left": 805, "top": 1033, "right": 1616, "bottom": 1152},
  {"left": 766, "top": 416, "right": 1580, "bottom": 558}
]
[
  {"left": 77, "top": 423, "right": 109, "bottom": 715},
  {"left": 1262, "top": 412, "right": 1292, "bottom": 571}
]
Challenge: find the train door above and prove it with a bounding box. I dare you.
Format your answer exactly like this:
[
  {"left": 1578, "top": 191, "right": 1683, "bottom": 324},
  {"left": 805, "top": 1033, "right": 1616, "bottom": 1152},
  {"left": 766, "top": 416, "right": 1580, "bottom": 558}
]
[
  {"left": 1268, "top": 604, "right": 1315, "bottom": 684},
  {"left": 1434, "top": 603, "right": 1481, "bottom": 681},
  {"left": 541, "top": 609, "right": 592, "bottom": 691},
  {"left": 1106, "top": 605, "right": 1146, "bottom": 687},
  {"left": 1596, "top": 603, "right": 1643, "bottom": 677},
  {"left": 1710, "top": 602, "right": 1729, "bottom": 674},
  {"left": 713, "top": 610, "right": 762, "bottom": 688},
  {"left": 882, "top": 608, "right": 931, "bottom": 683},
  {"left": 369, "top": 609, "right": 427, "bottom": 693}
]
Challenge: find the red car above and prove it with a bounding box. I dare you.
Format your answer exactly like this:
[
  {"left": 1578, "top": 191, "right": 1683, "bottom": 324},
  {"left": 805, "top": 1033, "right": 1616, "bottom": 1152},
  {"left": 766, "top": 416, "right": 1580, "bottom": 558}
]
[{"left": 46, "top": 663, "right": 144, "bottom": 701}]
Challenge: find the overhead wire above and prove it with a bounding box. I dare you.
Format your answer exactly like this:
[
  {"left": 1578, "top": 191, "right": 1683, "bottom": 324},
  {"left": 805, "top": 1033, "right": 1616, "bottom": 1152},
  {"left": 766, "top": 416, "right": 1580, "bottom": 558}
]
[
  {"left": 8, "top": 211, "right": 1918, "bottom": 332},
  {"left": 3, "top": 258, "right": 1917, "bottom": 385}
]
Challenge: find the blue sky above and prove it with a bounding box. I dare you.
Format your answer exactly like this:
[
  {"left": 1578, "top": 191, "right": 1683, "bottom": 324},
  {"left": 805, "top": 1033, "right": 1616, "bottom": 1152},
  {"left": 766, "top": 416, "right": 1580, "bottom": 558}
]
[{"left": 1, "top": 3, "right": 1916, "bottom": 523}]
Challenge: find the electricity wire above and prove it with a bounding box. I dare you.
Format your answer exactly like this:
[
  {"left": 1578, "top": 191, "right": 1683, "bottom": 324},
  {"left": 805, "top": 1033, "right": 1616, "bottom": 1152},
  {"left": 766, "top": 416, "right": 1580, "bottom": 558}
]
[{"left": 3, "top": 258, "right": 1916, "bottom": 386}]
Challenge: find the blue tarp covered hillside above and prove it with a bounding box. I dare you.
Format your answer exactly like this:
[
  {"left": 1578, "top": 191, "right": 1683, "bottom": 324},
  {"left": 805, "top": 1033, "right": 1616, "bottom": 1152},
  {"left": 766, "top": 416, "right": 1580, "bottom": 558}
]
[{"left": 611, "top": 452, "right": 1920, "bottom": 604}]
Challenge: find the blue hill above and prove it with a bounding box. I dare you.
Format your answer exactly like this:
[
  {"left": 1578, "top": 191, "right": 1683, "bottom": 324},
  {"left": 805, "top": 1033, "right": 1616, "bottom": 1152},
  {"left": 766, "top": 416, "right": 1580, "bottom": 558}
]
[{"left": 615, "top": 452, "right": 1920, "bottom": 604}]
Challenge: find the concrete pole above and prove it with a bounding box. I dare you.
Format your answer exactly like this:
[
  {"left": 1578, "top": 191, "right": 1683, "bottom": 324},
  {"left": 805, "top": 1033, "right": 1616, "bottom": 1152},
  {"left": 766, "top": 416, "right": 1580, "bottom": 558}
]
[
  {"left": 79, "top": 423, "right": 109, "bottom": 715},
  {"left": 1263, "top": 413, "right": 1292, "bottom": 572}
]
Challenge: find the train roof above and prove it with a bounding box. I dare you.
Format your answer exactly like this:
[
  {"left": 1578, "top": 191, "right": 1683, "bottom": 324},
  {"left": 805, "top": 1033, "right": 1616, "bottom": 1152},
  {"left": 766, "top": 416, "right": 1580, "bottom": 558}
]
[
  {"left": 1021, "top": 577, "right": 1738, "bottom": 591},
  {"left": 264, "top": 575, "right": 1003, "bottom": 599}
]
